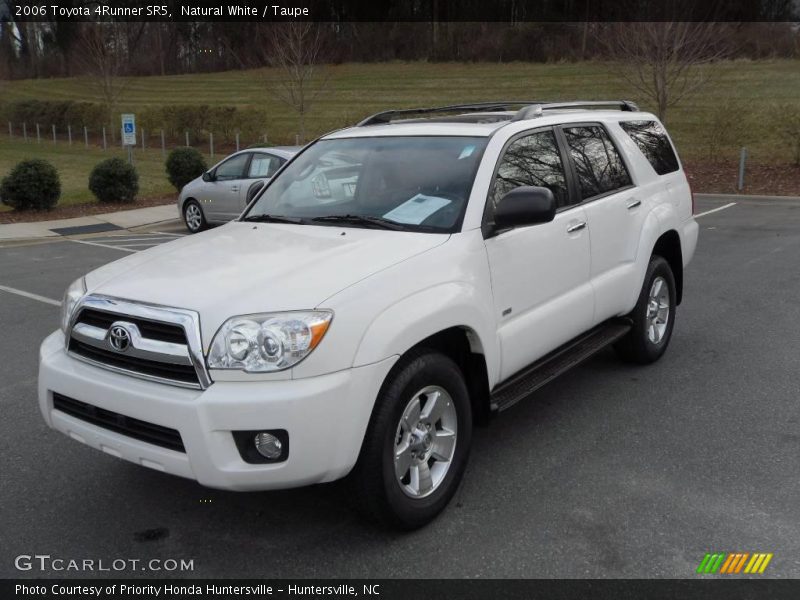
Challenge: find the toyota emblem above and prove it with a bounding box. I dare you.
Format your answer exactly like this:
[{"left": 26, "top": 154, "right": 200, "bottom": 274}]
[{"left": 108, "top": 325, "right": 132, "bottom": 352}]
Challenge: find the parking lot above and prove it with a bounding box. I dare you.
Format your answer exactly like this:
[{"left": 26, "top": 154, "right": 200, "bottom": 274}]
[{"left": 1, "top": 195, "right": 799, "bottom": 579}]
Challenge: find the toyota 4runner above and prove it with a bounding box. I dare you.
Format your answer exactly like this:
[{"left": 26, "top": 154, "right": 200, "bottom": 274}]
[{"left": 39, "top": 101, "right": 699, "bottom": 528}]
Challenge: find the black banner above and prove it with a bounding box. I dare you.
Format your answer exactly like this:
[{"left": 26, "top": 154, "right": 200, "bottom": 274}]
[
  {"left": 4, "top": 0, "right": 799, "bottom": 22},
  {"left": 4, "top": 579, "right": 800, "bottom": 600}
]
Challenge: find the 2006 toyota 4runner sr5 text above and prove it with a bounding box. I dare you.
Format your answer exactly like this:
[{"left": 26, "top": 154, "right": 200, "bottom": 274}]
[{"left": 40, "top": 101, "right": 698, "bottom": 528}]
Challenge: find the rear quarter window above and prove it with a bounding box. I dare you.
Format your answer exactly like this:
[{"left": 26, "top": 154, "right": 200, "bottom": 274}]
[{"left": 620, "top": 120, "right": 680, "bottom": 176}]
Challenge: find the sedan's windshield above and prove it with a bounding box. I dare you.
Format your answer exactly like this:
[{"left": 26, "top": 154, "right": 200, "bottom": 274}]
[{"left": 244, "top": 136, "right": 488, "bottom": 233}]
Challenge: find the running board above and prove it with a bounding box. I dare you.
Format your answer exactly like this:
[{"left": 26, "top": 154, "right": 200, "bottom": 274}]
[{"left": 490, "top": 320, "right": 631, "bottom": 413}]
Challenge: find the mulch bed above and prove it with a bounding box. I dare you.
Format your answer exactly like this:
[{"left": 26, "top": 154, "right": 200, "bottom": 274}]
[
  {"left": 0, "top": 195, "right": 176, "bottom": 224},
  {"left": 683, "top": 160, "right": 800, "bottom": 197},
  {"left": 0, "top": 162, "right": 798, "bottom": 225}
]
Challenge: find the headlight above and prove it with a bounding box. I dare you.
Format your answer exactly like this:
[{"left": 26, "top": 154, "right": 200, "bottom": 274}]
[
  {"left": 60, "top": 277, "right": 86, "bottom": 333},
  {"left": 208, "top": 311, "right": 333, "bottom": 372}
]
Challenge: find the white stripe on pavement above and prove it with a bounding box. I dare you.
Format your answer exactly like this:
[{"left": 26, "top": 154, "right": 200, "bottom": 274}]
[
  {"left": 150, "top": 231, "right": 187, "bottom": 237},
  {"left": 89, "top": 237, "right": 175, "bottom": 243},
  {"left": 67, "top": 239, "right": 137, "bottom": 253},
  {"left": 0, "top": 284, "right": 61, "bottom": 307},
  {"left": 694, "top": 202, "right": 737, "bottom": 218}
]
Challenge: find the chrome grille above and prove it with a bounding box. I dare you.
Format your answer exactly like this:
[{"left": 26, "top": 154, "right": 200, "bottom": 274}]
[{"left": 66, "top": 295, "right": 211, "bottom": 390}]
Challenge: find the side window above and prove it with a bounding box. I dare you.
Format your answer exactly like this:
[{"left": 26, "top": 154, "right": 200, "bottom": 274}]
[
  {"left": 562, "top": 125, "right": 632, "bottom": 200},
  {"left": 215, "top": 153, "right": 250, "bottom": 181},
  {"left": 490, "top": 129, "right": 569, "bottom": 211},
  {"left": 248, "top": 154, "right": 276, "bottom": 178},
  {"left": 620, "top": 120, "right": 679, "bottom": 175}
]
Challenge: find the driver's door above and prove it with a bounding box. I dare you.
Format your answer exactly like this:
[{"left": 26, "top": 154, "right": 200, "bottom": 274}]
[
  {"left": 205, "top": 152, "right": 251, "bottom": 220},
  {"left": 483, "top": 128, "right": 594, "bottom": 381}
]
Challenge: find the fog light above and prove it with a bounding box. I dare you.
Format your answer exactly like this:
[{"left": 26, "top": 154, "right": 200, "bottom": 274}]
[{"left": 254, "top": 432, "right": 283, "bottom": 459}]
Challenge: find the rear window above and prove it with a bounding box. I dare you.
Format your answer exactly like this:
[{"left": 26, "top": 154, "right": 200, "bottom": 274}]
[
  {"left": 562, "top": 125, "right": 632, "bottom": 200},
  {"left": 620, "top": 120, "right": 680, "bottom": 176}
]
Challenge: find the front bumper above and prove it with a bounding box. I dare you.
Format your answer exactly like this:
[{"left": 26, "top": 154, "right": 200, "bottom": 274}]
[{"left": 38, "top": 331, "right": 396, "bottom": 491}]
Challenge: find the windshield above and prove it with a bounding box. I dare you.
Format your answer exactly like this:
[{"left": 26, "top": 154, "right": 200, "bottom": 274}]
[{"left": 244, "top": 136, "right": 488, "bottom": 233}]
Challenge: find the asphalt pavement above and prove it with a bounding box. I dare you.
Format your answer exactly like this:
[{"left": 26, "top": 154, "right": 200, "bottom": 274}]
[{"left": 1, "top": 196, "right": 799, "bottom": 578}]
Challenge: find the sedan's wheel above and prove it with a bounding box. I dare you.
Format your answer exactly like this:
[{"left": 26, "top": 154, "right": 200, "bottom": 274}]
[
  {"left": 614, "top": 255, "right": 676, "bottom": 364},
  {"left": 352, "top": 350, "right": 472, "bottom": 530},
  {"left": 183, "top": 200, "right": 206, "bottom": 233}
]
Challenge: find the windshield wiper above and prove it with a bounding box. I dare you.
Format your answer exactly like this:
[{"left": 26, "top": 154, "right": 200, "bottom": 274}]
[
  {"left": 242, "top": 213, "right": 306, "bottom": 225},
  {"left": 311, "top": 214, "right": 406, "bottom": 231}
]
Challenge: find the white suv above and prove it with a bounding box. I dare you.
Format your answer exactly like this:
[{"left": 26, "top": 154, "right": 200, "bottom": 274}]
[{"left": 39, "top": 101, "right": 698, "bottom": 529}]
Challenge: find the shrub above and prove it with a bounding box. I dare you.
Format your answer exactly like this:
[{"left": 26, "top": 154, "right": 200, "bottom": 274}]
[
  {"left": 89, "top": 158, "right": 139, "bottom": 203},
  {"left": 0, "top": 159, "right": 61, "bottom": 211},
  {"left": 165, "top": 147, "right": 207, "bottom": 191}
]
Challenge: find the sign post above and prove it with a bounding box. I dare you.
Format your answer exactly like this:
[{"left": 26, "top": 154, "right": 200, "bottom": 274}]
[{"left": 121, "top": 113, "right": 136, "bottom": 165}]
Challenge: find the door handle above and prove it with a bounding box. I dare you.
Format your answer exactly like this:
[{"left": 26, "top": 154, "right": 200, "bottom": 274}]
[
  {"left": 230, "top": 185, "right": 239, "bottom": 192},
  {"left": 567, "top": 221, "right": 587, "bottom": 233},
  {"left": 626, "top": 199, "right": 642, "bottom": 210}
]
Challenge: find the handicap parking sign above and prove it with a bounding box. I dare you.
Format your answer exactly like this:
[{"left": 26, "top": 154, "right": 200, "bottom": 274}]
[{"left": 121, "top": 114, "right": 136, "bottom": 145}]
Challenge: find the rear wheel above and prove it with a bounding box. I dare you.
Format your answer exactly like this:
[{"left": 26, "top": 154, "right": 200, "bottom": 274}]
[
  {"left": 614, "top": 255, "right": 676, "bottom": 364},
  {"left": 183, "top": 200, "right": 206, "bottom": 233},
  {"left": 351, "top": 350, "right": 472, "bottom": 530}
]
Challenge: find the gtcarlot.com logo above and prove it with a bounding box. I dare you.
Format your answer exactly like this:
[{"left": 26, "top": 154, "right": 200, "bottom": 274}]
[
  {"left": 697, "top": 552, "right": 773, "bottom": 574},
  {"left": 14, "top": 554, "right": 194, "bottom": 572}
]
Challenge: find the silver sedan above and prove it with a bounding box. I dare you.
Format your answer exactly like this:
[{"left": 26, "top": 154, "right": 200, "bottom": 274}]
[{"left": 178, "top": 146, "right": 299, "bottom": 233}]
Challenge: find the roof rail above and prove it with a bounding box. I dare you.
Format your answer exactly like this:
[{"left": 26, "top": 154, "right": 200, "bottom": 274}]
[
  {"left": 356, "top": 101, "right": 550, "bottom": 126},
  {"left": 513, "top": 100, "right": 639, "bottom": 121}
]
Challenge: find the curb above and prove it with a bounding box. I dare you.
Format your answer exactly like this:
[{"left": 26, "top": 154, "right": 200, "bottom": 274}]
[
  {"left": 695, "top": 193, "right": 800, "bottom": 203},
  {"left": 0, "top": 204, "right": 179, "bottom": 242}
]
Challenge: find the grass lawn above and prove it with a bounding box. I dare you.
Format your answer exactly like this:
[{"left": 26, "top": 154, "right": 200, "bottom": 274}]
[
  {"left": 0, "top": 137, "right": 180, "bottom": 212},
  {"left": 1, "top": 60, "right": 798, "bottom": 209}
]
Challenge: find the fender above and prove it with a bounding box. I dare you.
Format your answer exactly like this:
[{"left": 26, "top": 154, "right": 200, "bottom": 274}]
[
  {"left": 352, "top": 282, "right": 500, "bottom": 387},
  {"left": 626, "top": 203, "right": 678, "bottom": 311}
]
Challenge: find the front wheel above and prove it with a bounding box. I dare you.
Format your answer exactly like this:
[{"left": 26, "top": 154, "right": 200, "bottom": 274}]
[
  {"left": 182, "top": 199, "right": 206, "bottom": 233},
  {"left": 351, "top": 350, "right": 472, "bottom": 530},
  {"left": 614, "top": 255, "right": 677, "bottom": 364}
]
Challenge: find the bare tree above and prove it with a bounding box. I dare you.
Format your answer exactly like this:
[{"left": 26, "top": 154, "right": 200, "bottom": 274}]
[
  {"left": 79, "top": 23, "right": 130, "bottom": 132},
  {"left": 257, "top": 23, "right": 330, "bottom": 143},
  {"left": 599, "top": 22, "right": 730, "bottom": 122}
]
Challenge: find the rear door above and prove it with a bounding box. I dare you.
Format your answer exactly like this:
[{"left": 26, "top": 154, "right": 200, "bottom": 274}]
[
  {"left": 557, "top": 123, "right": 639, "bottom": 324},
  {"left": 205, "top": 152, "right": 252, "bottom": 220},
  {"left": 483, "top": 127, "right": 594, "bottom": 381}
]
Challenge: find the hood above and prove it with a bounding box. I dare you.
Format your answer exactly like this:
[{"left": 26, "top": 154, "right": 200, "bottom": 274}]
[{"left": 85, "top": 222, "right": 448, "bottom": 330}]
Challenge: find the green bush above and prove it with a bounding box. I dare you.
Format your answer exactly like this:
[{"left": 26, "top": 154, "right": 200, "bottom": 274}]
[
  {"left": 0, "top": 159, "right": 61, "bottom": 211},
  {"left": 165, "top": 147, "right": 207, "bottom": 191},
  {"left": 89, "top": 158, "right": 139, "bottom": 203}
]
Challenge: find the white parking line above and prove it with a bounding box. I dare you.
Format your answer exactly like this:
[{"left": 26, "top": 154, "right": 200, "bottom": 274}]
[
  {"left": 0, "top": 284, "right": 61, "bottom": 307},
  {"left": 67, "top": 239, "right": 137, "bottom": 253},
  {"left": 150, "top": 231, "right": 187, "bottom": 237},
  {"left": 115, "top": 243, "right": 162, "bottom": 248},
  {"left": 90, "top": 237, "right": 175, "bottom": 243},
  {"left": 695, "top": 202, "right": 737, "bottom": 218}
]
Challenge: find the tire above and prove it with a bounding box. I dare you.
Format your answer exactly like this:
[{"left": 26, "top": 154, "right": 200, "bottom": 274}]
[
  {"left": 614, "top": 255, "right": 677, "bottom": 364},
  {"left": 351, "top": 349, "right": 472, "bottom": 530},
  {"left": 182, "top": 199, "right": 206, "bottom": 233}
]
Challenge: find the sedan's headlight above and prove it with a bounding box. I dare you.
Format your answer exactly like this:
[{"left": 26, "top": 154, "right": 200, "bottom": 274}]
[
  {"left": 60, "top": 277, "right": 86, "bottom": 333},
  {"left": 208, "top": 311, "right": 333, "bottom": 372}
]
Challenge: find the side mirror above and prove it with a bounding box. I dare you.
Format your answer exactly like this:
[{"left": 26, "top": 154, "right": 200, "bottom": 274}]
[
  {"left": 493, "top": 186, "right": 556, "bottom": 230},
  {"left": 202, "top": 171, "right": 215, "bottom": 182}
]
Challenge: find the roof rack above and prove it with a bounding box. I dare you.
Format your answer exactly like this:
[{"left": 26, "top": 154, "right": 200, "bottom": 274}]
[
  {"left": 356, "top": 101, "right": 549, "bottom": 126},
  {"left": 513, "top": 100, "right": 639, "bottom": 121},
  {"left": 357, "top": 100, "right": 640, "bottom": 127}
]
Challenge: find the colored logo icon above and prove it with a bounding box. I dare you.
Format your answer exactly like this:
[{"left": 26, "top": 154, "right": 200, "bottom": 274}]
[{"left": 697, "top": 552, "right": 773, "bottom": 574}]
